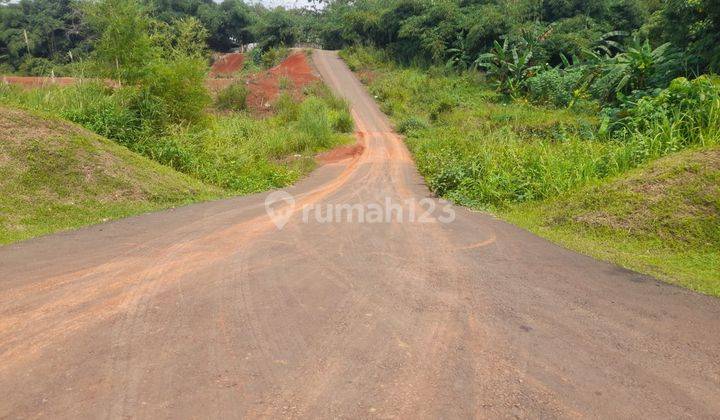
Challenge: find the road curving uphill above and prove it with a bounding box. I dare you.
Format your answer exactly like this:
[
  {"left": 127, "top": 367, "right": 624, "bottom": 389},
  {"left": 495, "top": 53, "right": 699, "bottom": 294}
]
[{"left": 1, "top": 50, "right": 719, "bottom": 418}]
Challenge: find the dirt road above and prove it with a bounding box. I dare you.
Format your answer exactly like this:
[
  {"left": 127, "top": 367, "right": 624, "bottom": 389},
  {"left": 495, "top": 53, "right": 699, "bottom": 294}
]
[{"left": 1, "top": 50, "right": 719, "bottom": 418}]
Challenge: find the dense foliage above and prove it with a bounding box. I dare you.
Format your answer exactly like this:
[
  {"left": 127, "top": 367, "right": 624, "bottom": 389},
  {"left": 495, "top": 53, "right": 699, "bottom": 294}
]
[
  {"left": 3, "top": 0, "right": 718, "bottom": 81},
  {"left": 0, "top": 0, "right": 307, "bottom": 74},
  {"left": 0, "top": 0, "right": 353, "bottom": 194},
  {"left": 340, "top": 46, "right": 719, "bottom": 209}
]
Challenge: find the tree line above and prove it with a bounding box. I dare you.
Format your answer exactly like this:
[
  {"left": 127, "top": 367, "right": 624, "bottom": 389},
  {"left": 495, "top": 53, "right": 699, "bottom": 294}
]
[
  {"left": 0, "top": 0, "right": 309, "bottom": 75},
  {"left": 2, "top": 0, "right": 718, "bottom": 75}
]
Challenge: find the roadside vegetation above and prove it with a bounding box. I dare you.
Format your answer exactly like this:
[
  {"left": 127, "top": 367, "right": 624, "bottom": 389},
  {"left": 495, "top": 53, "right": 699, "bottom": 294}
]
[
  {"left": 0, "top": 0, "right": 353, "bottom": 243},
  {"left": 2, "top": 0, "right": 718, "bottom": 293},
  {"left": 0, "top": 106, "right": 221, "bottom": 244},
  {"left": 0, "top": 80, "right": 352, "bottom": 194},
  {"left": 331, "top": 0, "right": 720, "bottom": 295},
  {"left": 505, "top": 148, "right": 720, "bottom": 295}
]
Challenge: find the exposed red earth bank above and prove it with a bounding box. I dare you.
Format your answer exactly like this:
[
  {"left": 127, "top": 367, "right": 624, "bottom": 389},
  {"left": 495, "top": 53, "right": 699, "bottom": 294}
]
[{"left": 209, "top": 52, "right": 245, "bottom": 76}]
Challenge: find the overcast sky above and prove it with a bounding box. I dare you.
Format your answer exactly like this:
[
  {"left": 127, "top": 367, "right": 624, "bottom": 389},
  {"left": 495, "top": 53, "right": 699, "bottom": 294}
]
[
  {"left": 246, "top": 0, "right": 316, "bottom": 8},
  {"left": 0, "top": 0, "right": 319, "bottom": 9}
]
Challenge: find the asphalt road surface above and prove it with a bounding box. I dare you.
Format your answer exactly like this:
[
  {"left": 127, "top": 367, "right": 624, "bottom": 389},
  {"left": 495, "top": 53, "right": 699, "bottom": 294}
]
[{"left": 1, "top": 50, "right": 719, "bottom": 419}]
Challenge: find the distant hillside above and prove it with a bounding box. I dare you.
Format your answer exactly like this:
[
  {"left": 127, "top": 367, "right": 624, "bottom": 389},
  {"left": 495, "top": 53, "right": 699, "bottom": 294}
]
[
  {"left": 0, "top": 107, "right": 222, "bottom": 244},
  {"left": 505, "top": 147, "right": 720, "bottom": 296}
]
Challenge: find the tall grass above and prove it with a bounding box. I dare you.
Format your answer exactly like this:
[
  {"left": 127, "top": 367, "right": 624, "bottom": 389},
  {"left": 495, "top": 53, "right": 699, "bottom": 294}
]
[
  {"left": 342, "top": 46, "right": 720, "bottom": 209},
  {"left": 0, "top": 81, "right": 353, "bottom": 194},
  {"left": 215, "top": 82, "right": 249, "bottom": 111}
]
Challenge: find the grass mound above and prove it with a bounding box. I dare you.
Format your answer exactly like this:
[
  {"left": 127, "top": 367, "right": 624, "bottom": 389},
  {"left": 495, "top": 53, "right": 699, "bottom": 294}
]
[
  {"left": 0, "top": 80, "right": 353, "bottom": 196},
  {"left": 504, "top": 147, "right": 720, "bottom": 296},
  {"left": 0, "top": 107, "right": 221, "bottom": 244}
]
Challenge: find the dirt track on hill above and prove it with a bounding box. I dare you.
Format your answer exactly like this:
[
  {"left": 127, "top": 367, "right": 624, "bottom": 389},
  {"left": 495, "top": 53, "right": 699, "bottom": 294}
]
[
  {"left": 210, "top": 52, "right": 245, "bottom": 76},
  {"left": 1, "top": 50, "right": 719, "bottom": 419},
  {"left": 206, "top": 51, "right": 318, "bottom": 114}
]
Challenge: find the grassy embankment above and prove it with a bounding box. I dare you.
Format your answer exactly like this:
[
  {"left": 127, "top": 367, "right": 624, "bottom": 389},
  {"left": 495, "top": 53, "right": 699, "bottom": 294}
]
[
  {"left": 0, "top": 106, "right": 221, "bottom": 244},
  {"left": 341, "top": 46, "right": 720, "bottom": 296},
  {"left": 0, "top": 59, "right": 353, "bottom": 244}
]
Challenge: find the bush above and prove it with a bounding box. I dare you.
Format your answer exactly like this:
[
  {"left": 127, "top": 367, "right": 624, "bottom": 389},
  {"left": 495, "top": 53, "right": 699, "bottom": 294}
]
[
  {"left": 273, "top": 93, "right": 300, "bottom": 123},
  {"left": 526, "top": 67, "right": 583, "bottom": 107},
  {"left": 17, "top": 57, "right": 56, "bottom": 76},
  {"left": 430, "top": 164, "right": 469, "bottom": 196},
  {"left": 61, "top": 93, "right": 141, "bottom": 147},
  {"left": 605, "top": 76, "right": 720, "bottom": 153},
  {"left": 338, "top": 46, "right": 390, "bottom": 72},
  {"left": 331, "top": 109, "right": 354, "bottom": 133},
  {"left": 251, "top": 46, "right": 290, "bottom": 69},
  {"left": 295, "top": 97, "right": 333, "bottom": 147},
  {"left": 397, "top": 116, "right": 429, "bottom": 134},
  {"left": 216, "top": 82, "right": 249, "bottom": 111},
  {"left": 142, "top": 56, "right": 210, "bottom": 124},
  {"left": 261, "top": 47, "right": 290, "bottom": 68}
]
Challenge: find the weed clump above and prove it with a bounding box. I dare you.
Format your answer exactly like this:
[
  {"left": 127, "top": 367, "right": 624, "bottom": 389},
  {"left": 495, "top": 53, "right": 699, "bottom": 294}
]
[
  {"left": 216, "top": 82, "right": 249, "bottom": 112},
  {"left": 332, "top": 109, "right": 354, "bottom": 133}
]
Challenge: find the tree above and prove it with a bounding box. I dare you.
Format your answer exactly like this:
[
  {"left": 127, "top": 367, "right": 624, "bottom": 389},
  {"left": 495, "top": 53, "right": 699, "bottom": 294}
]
[
  {"left": 657, "top": 0, "right": 720, "bottom": 73},
  {"left": 0, "top": 0, "right": 89, "bottom": 71},
  {"left": 253, "top": 7, "right": 299, "bottom": 50},
  {"left": 590, "top": 38, "right": 682, "bottom": 101},
  {"left": 84, "top": 0, "right": 155, "bottom": 82}
]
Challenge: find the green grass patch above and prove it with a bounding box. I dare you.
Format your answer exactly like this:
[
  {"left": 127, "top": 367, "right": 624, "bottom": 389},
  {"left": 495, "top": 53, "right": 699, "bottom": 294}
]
[
  {"left": 0, "top": 107, "right": 222, "bottom": 244},
  {"left": 342, "top": 45, "right": 720, "bottom": 294},
  {"left": 0, "top": 81, "right": 353, "bottom": 195},
  {"left": 502, "top": 147, "right": 720, "bottom": 296}
]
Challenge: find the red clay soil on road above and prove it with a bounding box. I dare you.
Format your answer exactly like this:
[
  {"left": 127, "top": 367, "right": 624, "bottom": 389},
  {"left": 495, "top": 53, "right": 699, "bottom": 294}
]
[
  {"left": 317, "top": 137, "right": 366, "bottom": 164},
  {"left": 2, "top": 50, "right": 720, "bottom": 419},
  {"left": 209, "top": 52, "right": 245, "bottom": 77}
]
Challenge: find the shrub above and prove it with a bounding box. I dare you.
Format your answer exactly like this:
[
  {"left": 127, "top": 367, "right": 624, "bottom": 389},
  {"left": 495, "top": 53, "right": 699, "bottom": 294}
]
[
  {"left": 430, "top": 164, "right": 469, "bottom": 196},
  {"left": 338, "top": 46, "right": 390, "bottom": 72},
  {"left": 526, "top": 67, "right": 583, "bottom": 107},
  {"left": 142, "top": 55, "right": 210, "bottom": 124},
  {"left": 397, "top": 116, "right": 429, "bottom": 134},
  {"left": 17, "top": 57, "right": 56, "bottom": 76},
  {"left": 253, "top": 46, "right": 290, "bottom": 69},
  {"left": 429, "top": 96, "right": 456, "bottom": 121},
  {"left": 273, "top": 93, "right": 300, "bottom": 123},
  {"left": 331, "top": 109, "right": 354, "bottom": 133},
  {"left": 216, "top": 82, "right": 249, "bottom": 111},
  {"left": 295, "top": 97, "right": 333, "bottom": 147},
  {"left": 607, "top": 76, "right": 720, "bottom": 153}
]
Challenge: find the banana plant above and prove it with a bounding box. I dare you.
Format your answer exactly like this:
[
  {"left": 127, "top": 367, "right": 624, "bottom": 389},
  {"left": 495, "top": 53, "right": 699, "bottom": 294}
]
[
  {"left": 473, "top": 39, "right": 535, "bottom": 96},
  {"left": 590, "top": 38, "right": 681, "bottom": 102},
  {"left": 445, "top": 34, "right": 472, "bottom": 71},
  {"left": 594, "top": 30, "right": 628, "bottom": 57}
]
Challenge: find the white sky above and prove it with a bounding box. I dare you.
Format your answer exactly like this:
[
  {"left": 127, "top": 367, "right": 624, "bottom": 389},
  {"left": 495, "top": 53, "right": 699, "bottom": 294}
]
[
  {"left": 1, "top": 0, "right": 318, "bottom": 9},
  {"left": 256, "top": 0, "right": 315, "bottom": 8},
  {"left": 240, "top": 0, "right": 316, "bottom": 9}
]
